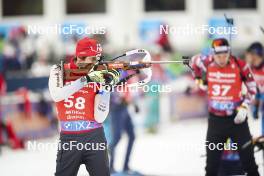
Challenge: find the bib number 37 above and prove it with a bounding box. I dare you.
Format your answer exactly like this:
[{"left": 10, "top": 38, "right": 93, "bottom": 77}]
[
  {"left": 212, "top": 85, "right": 231, "bottom": 96},
  {"left": 64, "top": 96, "right": 85, "bottom": 110}
]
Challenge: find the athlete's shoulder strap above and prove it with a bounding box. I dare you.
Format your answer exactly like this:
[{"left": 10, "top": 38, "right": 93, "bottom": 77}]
[
  {"left": 232, "top": 56, "right": 246, "bottom": 81},
  {"left": 201, "top": 55, "right": 214, "bottom": 84}
]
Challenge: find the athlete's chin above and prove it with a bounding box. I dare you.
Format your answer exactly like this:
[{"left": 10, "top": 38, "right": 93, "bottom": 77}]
[{"left": 217, "top": 63, "right": 228, "bottom": 67}]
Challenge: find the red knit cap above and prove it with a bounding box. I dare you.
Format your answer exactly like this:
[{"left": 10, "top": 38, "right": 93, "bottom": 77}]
[{"left": 75, "top": 37, "right": 102, "bottom": 57}]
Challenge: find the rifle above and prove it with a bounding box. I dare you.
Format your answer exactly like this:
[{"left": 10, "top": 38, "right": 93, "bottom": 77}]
[
  {"left": 63, "top": 49, "right": 191, "bottom": 87},
  {"left": 242, "top": 136, "right": 264, "bottom": 152}
]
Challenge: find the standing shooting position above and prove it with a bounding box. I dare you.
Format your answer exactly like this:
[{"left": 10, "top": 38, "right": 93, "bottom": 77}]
[
  {"left": 191, "top": 38, "right": 259, "bottom": 176},
  {"left": 49, "top": 37, "right": 120, "bottom": 176}
]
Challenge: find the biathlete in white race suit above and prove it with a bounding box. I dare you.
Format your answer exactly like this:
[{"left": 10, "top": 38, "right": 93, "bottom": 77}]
[
  {"left": 49, "top": 37, "right": 120, "bottom": 176},
  {"left": 191, "top": 38, "right": 260, "bottom": 176}
]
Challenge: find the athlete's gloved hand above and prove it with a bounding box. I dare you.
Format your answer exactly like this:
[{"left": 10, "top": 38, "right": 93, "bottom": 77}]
[
  {"left": 195, "top": 78, "right": 207, "bottom": 91},
  {"left": 86, "top": 70, "right": 108, "bottom": 83},
  {"left": 86, "top": 69, "right": 120, "bottom": 86},
  {"left": 234, "top": 103, "right": 249, "bottom": 124},
  {"left": 103, "top": 69, "right": 120, "bottom": 85}
]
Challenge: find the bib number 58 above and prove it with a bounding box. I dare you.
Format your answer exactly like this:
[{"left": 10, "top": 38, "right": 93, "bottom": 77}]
[{"left": 64, "top": 96, "right": 85, "bottom": 110}]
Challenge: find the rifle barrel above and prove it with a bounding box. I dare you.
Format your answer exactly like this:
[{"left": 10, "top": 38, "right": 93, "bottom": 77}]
[{"left": 147, "top": 60, "right": 188, "bottom": 64}]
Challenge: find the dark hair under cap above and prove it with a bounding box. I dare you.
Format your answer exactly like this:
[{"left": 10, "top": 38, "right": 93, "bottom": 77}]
[{"left": 247, "top": 42, "right": 263, "bottom": 57}]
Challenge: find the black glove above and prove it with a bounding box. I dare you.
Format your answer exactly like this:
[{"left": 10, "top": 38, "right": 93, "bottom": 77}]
[{"left": 103, "top": 69, "right": 120, "bottom": 85}]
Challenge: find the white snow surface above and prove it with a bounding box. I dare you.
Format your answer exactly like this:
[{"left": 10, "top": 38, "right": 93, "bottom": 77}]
[{"left": 1, "top": 118, "right": 263, "bottom": 176}]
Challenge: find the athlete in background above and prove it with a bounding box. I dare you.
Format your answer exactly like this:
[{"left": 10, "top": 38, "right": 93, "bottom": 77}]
[
  {"left": 49, "top": 37, "right": 120, "bottom": 176},
  {"left": 191, "top": 38, "right": 259, "bottom": 176},
  {"left": 109, "top": 89, "right": 137, "bottom": 174},
  {"left": 245, "top": 42, "right": 264, "bottom": 134}
]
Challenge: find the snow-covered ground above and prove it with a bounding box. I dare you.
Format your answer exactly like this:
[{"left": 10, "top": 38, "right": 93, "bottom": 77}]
[{"left": 1, "top": 118, "right": 263, "bottom": 176}]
